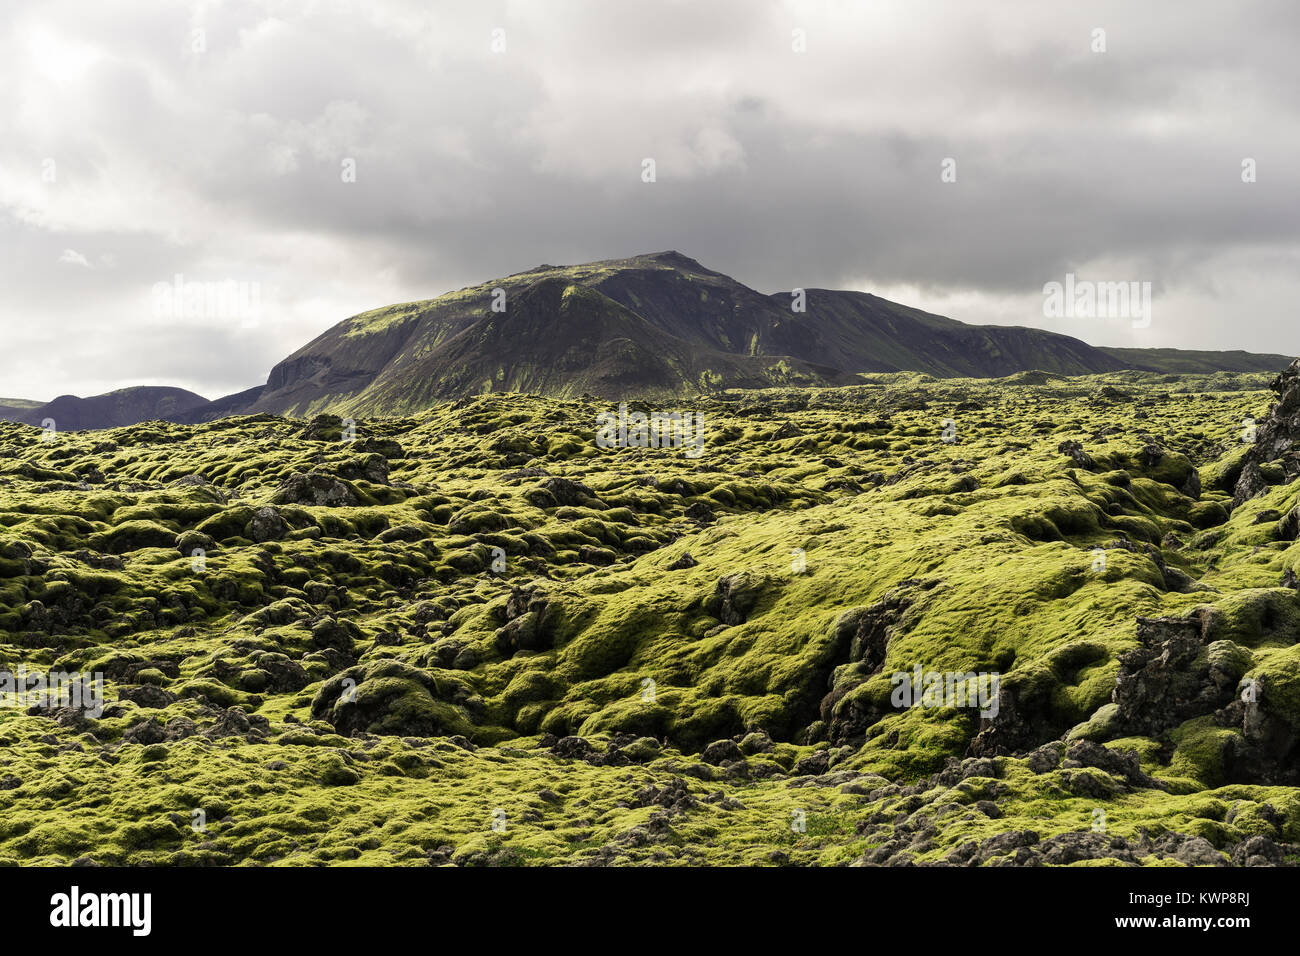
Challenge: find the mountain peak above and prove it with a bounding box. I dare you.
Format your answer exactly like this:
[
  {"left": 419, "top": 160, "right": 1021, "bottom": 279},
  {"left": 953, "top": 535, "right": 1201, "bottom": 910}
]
[
  {"left": 642, "top": 250, "right": 709, "bottom": 271},
  {"left": 512, "top": 251, "right": 706, "bottom": 279}
]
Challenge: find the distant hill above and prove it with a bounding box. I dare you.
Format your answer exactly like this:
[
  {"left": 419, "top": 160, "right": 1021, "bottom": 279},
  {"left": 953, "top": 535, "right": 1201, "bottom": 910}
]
[
  {"left": 2, "top": 251, "right": 1292, "bottom": 428},
  {"left": 0, "top": 397, "right": 41, "bottom": 424},
  {"left": 1097, "top": 347, "right": 1294, "bottom": 375},
  {"left": 0, "top": 387, "right": 211, "bottom": 431}
]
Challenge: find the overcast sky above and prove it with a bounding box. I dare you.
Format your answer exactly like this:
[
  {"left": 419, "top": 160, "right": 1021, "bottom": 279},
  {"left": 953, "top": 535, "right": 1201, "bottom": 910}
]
[{"left": 3, "top": 0, "right": 1299, "bottom": 401}]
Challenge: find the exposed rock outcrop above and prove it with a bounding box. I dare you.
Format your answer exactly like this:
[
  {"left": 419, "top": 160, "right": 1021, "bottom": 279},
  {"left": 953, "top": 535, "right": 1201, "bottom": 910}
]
[{"left": 1234, "top": 357, "right": 1300, "bottom": 506}]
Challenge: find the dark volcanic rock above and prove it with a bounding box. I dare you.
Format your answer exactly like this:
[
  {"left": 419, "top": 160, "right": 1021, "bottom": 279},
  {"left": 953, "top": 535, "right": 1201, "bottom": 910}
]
[
  {"left": 336, "top": 453, "right": 390, "bottom": 485},
  {"left": 539, "top": 477, "right": 594, "bottom": 507},
  {"left": 1111, "top": 612, "right": 1226, "bottom": 738},
  {"left": 272, "top": 473, "right": 360, "bottom": 507},
  {"left": 119, "top": 685, "right": 177, "bottom": 709},
  {"left": 821, "top": 580, "right": 946, "bottom": 745},
  {"left": 245, "top": 506, "right": 289, "bottom": 542},
  {"left": 705, "top": 572, "right": 765, "bottom": 626},
  {"left": 684, "top": 502, "right": 716, "bottom": 525},
  {"left": 701, "top": 739, "right": 743, "bottom": 765},
  {"left": 631, "top": 777, "right": 697, "bottom": 813},
  {"left": 1233, "top": 358, "right": 1300, "bottom": 506},
  {"left": 1057, "top": 440, "right": 1095, "bottom": 470},
  {"left": 495, "top": 592, "right": 560, "bottom": 655}
]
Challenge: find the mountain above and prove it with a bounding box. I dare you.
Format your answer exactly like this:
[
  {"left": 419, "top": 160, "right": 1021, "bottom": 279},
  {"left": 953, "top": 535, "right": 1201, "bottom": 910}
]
[
  {"left": 246, "top": 258, "right": 857, "bottom": 416},
  {"left": 237, "top": 250, "right": 1171, "bottom": 417},
  {"left": 0, "top": 397, "right": 41, "bottom": 423},
  {"left": 3, "top": 252, "right": 1293, "bottom": 429},
  {"left": 789, "top": 289, "right": 1130, "bottom": 378},
  {"left": 1097, "top": 347, "right": 1294, "bottom": 375},
  {"left": 0, "top": 387, "right": 212, "bottom": 431}
]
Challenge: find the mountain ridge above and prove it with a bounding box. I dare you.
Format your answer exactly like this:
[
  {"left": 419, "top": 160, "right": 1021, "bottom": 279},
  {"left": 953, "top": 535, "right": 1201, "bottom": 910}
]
[
  {"left": 0, "top": 386, "right": 212, "bottom": 431},
  {"left": 3, "top": 251, "right": 1293, "bottom": 429}
]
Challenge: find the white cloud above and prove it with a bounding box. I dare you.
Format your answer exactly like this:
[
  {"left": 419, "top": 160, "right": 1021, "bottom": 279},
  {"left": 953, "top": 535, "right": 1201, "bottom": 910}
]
[{"left": 57, "top": 248, "right": 92, "bottom": 268}]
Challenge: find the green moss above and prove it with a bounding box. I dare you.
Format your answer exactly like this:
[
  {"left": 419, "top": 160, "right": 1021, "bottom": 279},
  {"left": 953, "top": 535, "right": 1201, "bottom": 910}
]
[{"left": 0, "top": 373, "right": 1296, "bottom": 865}]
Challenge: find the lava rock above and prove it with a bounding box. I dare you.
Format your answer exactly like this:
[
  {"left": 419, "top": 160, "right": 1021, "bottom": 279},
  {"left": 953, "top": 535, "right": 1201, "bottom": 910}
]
[{"left": 272, "top": 472, "right": 360, "bottom": 507}]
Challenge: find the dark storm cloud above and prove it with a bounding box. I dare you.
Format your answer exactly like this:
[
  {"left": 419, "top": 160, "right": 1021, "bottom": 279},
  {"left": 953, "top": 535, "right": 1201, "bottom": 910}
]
[{"left": 3, "top": 0, "right": 1300, "bottom": 400}]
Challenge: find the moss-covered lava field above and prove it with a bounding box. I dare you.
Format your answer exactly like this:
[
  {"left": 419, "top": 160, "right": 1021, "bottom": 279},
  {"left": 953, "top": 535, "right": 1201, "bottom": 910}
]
[{"left": 4, "top": 367, "right": 1300, "bottom": 866}]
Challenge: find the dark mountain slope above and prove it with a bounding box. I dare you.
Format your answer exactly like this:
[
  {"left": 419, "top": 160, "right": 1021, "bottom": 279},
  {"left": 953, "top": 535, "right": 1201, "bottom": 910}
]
[
  {"left": 790, "top": 289, "right": 1128, "bottom": 377},
  {"left": 247, "top": 251, "right": 863, "bottom": 415},
  {"left": 245, "top": 251, "right": 1148, "bottom": 414},
  {"left": 1098, "top": 347, "right": 1294, "bottom": 375},
  {"left": 349, "top": 277, "right": 851, "bottom": 412}
]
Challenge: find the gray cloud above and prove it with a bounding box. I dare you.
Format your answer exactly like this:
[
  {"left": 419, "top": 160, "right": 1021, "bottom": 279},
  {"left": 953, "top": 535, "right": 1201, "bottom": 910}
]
[{"left": 3, "top": 0, "right": 1300, "bottom": 400}]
